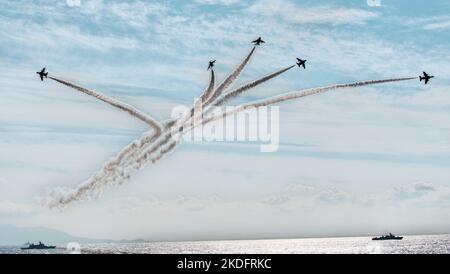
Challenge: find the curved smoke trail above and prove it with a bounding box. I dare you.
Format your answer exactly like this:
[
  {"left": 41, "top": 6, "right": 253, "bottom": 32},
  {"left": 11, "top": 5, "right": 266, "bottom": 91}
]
[
  {"left": 179, "top": 69, "right": 216, "bottom": 126},
  {"left": 204, "top": 46, "right": 256, "bottom": 105},
  {"left": 49, "top": 77, "right": 162, "bottom": 132},
  {"left": 201, "top": 69, "right": 216, "bottom": 104}
]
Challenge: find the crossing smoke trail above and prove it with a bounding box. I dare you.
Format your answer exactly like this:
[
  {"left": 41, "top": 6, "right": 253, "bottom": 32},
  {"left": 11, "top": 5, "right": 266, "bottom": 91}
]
[
  {"left": 45, "top": 76, "right": 416, "bottom": 208},
  {"left": 107, "top": 47, "right": 256, "bottom": 178},
  {"left": 213, "top": 65, "right": 296, "bottom": 106},
  {"left": 148, "top": 47, "right": 261, "bottom": 169},
  {"left": 44, "top": 41, "right": 417, "bottom": 208},
  {"left": 166, "top": 69, "right": 216, "bottom": 130},
  {"left": 126, "top": 70, "right": 221, "bottom": 168},
  {"left": 188, "top": 64, "right": 296, "bottom": 134},
  {"left": 132, "top": 77, "right": 418, "bottom": 176},
  {"left": 164, "top": 69, "right": 216, "bottom": 130},
  {"left": 137, "top": 47, "right": 259, "bottom": 163},
  {"left": 45, "top": 70, "right": 218, "bottom": 208},
  {"left": 154, "top": 47, "right": 264, "bottom": 161},
  {"left": 125, "top": 68, "right": 218, "bottom": 168},
  {"left": 45, "top": 77, "right": 164, "bottom": 207},
  {"left": 49, "top": 77, "right": 162, "bottom": 132},
  {"left": 45, "top": 130, "right": 159, "bottom": 208},
  {"left": 45, "top": 52, "right": 254, "bottom": 208},
  {"left": 127, "top": 46, "right": 257, "bottom": 164}
]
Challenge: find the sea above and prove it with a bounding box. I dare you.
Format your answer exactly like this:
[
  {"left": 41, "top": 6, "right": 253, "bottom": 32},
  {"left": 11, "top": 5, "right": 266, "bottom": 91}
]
[{"left": 1, "top": 234, "right": 449, "bottom": 254}]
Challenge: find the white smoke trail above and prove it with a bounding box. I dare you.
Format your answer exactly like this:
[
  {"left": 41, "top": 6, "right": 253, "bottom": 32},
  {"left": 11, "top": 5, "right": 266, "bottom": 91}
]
[
  {"left": 45, "top": 130, "right": 160, "bottom": 208},
  {"left": 128, "top": 94, "right": 202, "bottom": 168},
  {"left": 189, "top": 64, "right": 295, "bottom": 130},
  {"left": 49, "top": 77, "right": 162, "bottom": 132},
  {"left": 201, "top": 69, "right": 216, "bottom": 104},
  {"left": 44, "top": 38, "right": 416, "bottom": 210},
  {"left": 45, "top": 47, "right": 255, "bottom": 207},
  {"left": 136, "top": 77, "right": 417, "bottom": 170},
  {"left": 163, "top": 70, "right": 215, "bottom": 130},
  {"left": 202, "top": 77, "right": 417, "bottom": 126},
  {"left": 139, "top": 48, "right": 259, "bottom": 167},
  {"left": 128, "top": 77, "right": 416, "bottom": 171},
  {"left": 45, "top": 71, "right": 217, "bottom": 207},
  {"left": 204, "top": 46, "right": 256, "bottom": 105},
  {"left": 45, "top": 76, "right": 415, "bottom": 208},
  {"left": 175, "top": 69, "right": 216, "bottom": 128},
  {"left": 162, "top": 47, "right": 258, "bottom": 155},
  {"left": 43, "top": 77, "right": 168, "bottom": 208},
  {"left": 167, "top": 47, "right": 256, "bottom": 137},
  {"left": 213, "top": 65, "right": 296, "bottom": 106},
  {"left": 125, "top": 69, "right": 216, "bottom": 168}
]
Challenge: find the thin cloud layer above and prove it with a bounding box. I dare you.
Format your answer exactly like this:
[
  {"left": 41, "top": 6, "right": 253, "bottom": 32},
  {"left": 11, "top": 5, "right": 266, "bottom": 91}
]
[{"left": 248, "top": 0, "right": 379, "bottom": 24}]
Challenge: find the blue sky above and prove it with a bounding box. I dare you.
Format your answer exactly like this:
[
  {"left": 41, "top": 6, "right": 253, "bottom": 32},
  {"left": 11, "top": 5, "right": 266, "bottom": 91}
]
[{"left": 0, "top": 0, "right": 450, "bottom": 240}]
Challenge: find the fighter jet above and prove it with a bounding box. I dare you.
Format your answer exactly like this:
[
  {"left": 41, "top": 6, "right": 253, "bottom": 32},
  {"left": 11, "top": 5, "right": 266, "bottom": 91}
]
[
  {"left": 296, "top": 58, "right": 307, "bottom": 69},
  {"left": 419, "top": 71, "right": 434, "bottom": 84},
  {"left": 207, "top": 60, "right": 216, "bottom": 71},
  {"left": 252, "top": 37, "right": 265, "bottom": 46},
  {"left": 36, "top": 67, "right": 48, "bottom": 81}
]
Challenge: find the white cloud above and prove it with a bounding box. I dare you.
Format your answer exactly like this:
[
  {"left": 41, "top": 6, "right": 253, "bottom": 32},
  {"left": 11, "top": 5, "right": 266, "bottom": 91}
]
[
  {"left": 411, "top": 16, "right": 450, "bottom": 31},
  {"left": 248, "top": 0, "right": 379, "bottom": 25},
  {"left": 266, "top": 182, "right": 450, "bottom": 209},
  {"left": 0, "top": 18, "right": 139, "bottom": 52},
  {"left": 106, "top": 1, "right": 169, "bottom": 28},
  {"left": 402, "top": 15, "right": 450, "bottom": 31},
  {"left": 25, "top": 180, "right": 450, "bottom": 240},
  {"left": 424, "top": 20, "right": 450, "bottom": 30}
]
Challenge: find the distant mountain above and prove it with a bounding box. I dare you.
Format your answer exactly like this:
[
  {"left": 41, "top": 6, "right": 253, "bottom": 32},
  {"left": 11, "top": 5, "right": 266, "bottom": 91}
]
[{"left": 0, "top": 224, "right": 113, "bottom": 246}]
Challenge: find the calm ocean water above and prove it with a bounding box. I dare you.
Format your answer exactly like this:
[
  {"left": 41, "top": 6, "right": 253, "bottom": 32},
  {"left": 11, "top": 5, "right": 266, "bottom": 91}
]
[{"left": 2, "top": 234, "right": 449, "bottom": 254}]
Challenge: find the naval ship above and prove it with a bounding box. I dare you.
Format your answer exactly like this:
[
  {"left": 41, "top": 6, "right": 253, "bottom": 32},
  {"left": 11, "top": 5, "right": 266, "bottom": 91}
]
[
  {"left": 372, "top": 233, "right": 403, "bottom": 241},
  {"left": 21, "top": 241, "right": 56, "bottom": 250}
]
